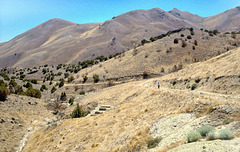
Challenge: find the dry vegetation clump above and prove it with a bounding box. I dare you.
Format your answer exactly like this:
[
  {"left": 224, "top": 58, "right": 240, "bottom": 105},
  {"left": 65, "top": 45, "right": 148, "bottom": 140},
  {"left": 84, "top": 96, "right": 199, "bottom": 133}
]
[
  {"left": 147, "top": 137, "right": 162, "bottom": 149},
  {"left": 219, "top": 129, "right": 234, "bottom": 140},
  {"left": 198, "top": 125, "right": 214, "bottom": 137},
  {"left": 187, "top": 131, "right": 202, "bottom": 143},
  {"left": 71, "top": 104, "right": 88, "bottom": 118},
  {"left": 46, "top": 100, "right": 66, "bottom": 114}
]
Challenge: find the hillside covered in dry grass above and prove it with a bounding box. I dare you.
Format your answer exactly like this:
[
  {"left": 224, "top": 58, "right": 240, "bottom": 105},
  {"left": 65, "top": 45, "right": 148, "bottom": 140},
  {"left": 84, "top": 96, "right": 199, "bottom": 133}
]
[
  {"left": 0, "top": 6, "right": 240, "bottom": 152},
  {"left": 1, "top": 47, "right": 239, "bottom": 152}
]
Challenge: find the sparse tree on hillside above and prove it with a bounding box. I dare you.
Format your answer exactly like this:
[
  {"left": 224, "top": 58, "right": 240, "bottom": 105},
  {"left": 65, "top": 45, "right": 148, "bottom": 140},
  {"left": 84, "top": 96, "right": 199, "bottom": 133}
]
[
  {"left": 143, "top": 71, "right": 149, "bottom": 79},
  {"left": 68, "top": 76, "right": 74, "bottom": 83},
  {"left": 194, "top": 40, "right": 198, "bottom": 46},
  {"left": 182, "top": 40, "right": 187, "bottom": 47},
  {"left": 187, "top": 35, "right": 192, "bottom": 39},
  {"left": 0, "top": 84, "right": 9, "bottom": 101},
  {"left": 141, "top": 39, "right": 149, "bottom": 45},
  {"left": 83, "top": 75, "right": 88, "bottom": 83},
  {"left": 93, "top": 74, "right": 99, "bottom": 83},
  {"left": 174, "top": 38, "right": 179, "bottom": 44},
  {"left": 60, "top": 92, "right": 67, "bottom": 101},
  {"left": 71, "top": 104, "right": 88, "bottom": 118},
  {"left": 59, "top": 78, "right": 64, "bottom": 87},
  {"left": 161, "top": 67, "right": 165, "bottom": 73}
]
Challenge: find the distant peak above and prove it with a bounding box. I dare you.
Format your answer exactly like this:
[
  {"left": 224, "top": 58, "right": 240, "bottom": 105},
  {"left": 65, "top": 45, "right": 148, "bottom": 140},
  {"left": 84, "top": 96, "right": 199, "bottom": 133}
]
[
  {"left": 149, "top": 7, "right": 164, "bottom": 12},
  {"left": 169, "top": 8, "right": 181, "bottom": 12},
  {"left": 44, "top": 18, "right": 76, "bottom": 25}
]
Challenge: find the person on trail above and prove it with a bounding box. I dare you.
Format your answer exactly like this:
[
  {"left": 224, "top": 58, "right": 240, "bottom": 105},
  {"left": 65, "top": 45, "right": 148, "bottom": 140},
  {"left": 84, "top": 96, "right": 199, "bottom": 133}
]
[{"left": 158, "top": 81, "right": 160, "bottom": 89}]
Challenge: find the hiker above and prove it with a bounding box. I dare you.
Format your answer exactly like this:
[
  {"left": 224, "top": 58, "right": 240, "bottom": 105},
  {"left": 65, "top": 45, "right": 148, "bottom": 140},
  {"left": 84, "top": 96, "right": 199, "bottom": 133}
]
[{"left": 158, "top": 81, "right": 160, "bottom": 89}]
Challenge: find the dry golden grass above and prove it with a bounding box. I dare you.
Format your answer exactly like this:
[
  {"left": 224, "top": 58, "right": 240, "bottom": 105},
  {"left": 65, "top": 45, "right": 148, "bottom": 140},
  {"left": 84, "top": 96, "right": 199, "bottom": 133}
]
[
  {"left": 75, "top": 31, "right": 240, "bottom": 80},
  {"left": 160, "top": 47, "right": 240, "bottom": 80},
  {"left": 157, "top": 140, "right": 185, "bottom": 152},
  {"left": 0, "top": 95, "right": 54, "bottom": 152},
  {"left": 3, "top": 47, "right": 240, "bottom": 152},
  {"left": 21, "top": 75, "right": 240, "bottom": 152}
]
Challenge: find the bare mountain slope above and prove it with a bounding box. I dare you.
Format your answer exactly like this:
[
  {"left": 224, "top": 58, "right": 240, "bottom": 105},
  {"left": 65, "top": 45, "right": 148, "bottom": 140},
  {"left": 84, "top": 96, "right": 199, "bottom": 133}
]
[
  {"left": 0, "top": 8, "right": 199, "bottom": 68},
  {"left": 75, "top": 29, "right": 240, "bottom": 80},
  {"left": 203, "top": 6, "right": 240, "bottom": 32},
  {"left": 0, "top": 7, "right": 240, "bottom": 68},
  {"left": 168, "top": 8, "right": 204, "bottom": 24}
]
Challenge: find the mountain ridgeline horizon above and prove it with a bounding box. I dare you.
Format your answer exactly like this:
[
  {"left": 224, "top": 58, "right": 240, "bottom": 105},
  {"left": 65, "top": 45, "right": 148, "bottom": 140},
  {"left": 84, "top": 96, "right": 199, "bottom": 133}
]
[{"left": 0, "top": 6, "right": 240, "bottom": 68}]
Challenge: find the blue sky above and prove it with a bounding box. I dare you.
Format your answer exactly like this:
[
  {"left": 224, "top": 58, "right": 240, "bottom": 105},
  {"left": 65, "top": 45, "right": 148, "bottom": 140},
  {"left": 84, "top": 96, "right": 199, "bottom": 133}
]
[{"left": 0, "top": 0, "right": 240, "bottom": 43}]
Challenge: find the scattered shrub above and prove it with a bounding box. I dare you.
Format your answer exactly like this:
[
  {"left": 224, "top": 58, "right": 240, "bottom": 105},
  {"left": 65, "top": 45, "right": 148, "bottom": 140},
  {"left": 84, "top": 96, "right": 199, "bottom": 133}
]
[
  {"left": 30, "top": 79, "right": 38, "bottom": 84},
  {"left": 40, "top": 84, "right": 48, "bottom": 92},
  {"left": 191, "top": 83, "right": 197, "bottom": 90},
  {"left": 147, "top": 137, "right": 161, "bottom": 149},
  {"left": 15, "top": 85, "right": 25, "bottom": 95},
  {"left": 213, "top": 30, "right": 219, "bottom": 35},
  {"left": 0, "top": 85, "right": 9, "bottom": 101},
  {"left": 206, "top": 131, "right": 217, "bottom": 140},
  {"left": 23, "top": 82, "right": 32, "bottom": 88},
  {"left": 161, "top": 67, "right": 165, "bottom": 73},
  {"left": 141, "top": 39, "right": 149, "bottom": 45},
  {"left": 219, "top": 129, "right": 233, "bottom": 140},
  {"left": 67, "top": 76, "right": 74, "bottom": 83},
  {"left": 42, "top": 68, "right": 47, "bottom": 74},
  {"left": 171, "top": 80, "right": 177, "bottom": 86},
  {"left": 182, "top": 40, "right": 187, "bottom": 47},
  {"left": 172, "top": 65, "right": 178, "bottom": 72},
  {"left": 68, "top": 97, "right": 74, "bottom": 105},
  {"left": 173, "top": 38, "right": 179, "bottom": 44},
  {"left": 64, "top": 73, "right": 69, "bottom": 78},
  {"left": 150, "top": 37, "right": 155, "bottom": 42},
  {"left": 20, "top": 74, "right": 26, "bottom": 80},
  {"left": 192, "top": 45, "right": 195, "bottom": 50},
  {"left": 57, "top": 64, "right": 62, "bottom": 70},
  {"left": 143, "top": 71, "right": 149, "bottom": 79},
  {"left": 83, "top": 75, "right": 88, "bottom": 83},
  {"left": 51, "top": 86, "right": 57, "bottom": 93},
  {"left": 107, "top": 80, "right": 114, "bottom": 87},
  {"left": 209, "top": 32, "right": 214, "bottom": 36},
  {"left": 79, "top": 90, "right": 85, "bottom": 95},
  {"left": 71, "top": 104, "right": 88, "bottom": 118},
  {"left": 223, "top": 118, "right": 231, "bottom": 125},
  {"left": 187, "top": 131, "right": 202, "bottom": 143},
  {"left": 60, "top": 92, "right": 67, "bottom": 101},
  {"left": 93, "top": 74, "right": 99, "bottom": 83},
  {"left": 181, "top": 34, "right": 184, "bottom": 37},
  {"left": 26, "top": 88, "right": 41, "bottom": 98},
  {"left": 194, "top": 40, "right": 198, "bottom": 46},
  {"left": 195, "top": 77, "right": 201, "bottom": 83},
  {"left": 198, "top": 125, "right": 214, "bottom": 137},
  {"left": 187, "top": 35, "right": 192, "bottom": 39},
  {"left": 9, "top": 79, "right": 17, "bottom": 87},
  {"left": 0, "top": 73, "right": 10, "bottom": 81},
  {"left": 59, "top": 78, "right": 64, "bottom": 87},
  {"left": 47, "top": 100, "right": 66, "bottom": 114}
]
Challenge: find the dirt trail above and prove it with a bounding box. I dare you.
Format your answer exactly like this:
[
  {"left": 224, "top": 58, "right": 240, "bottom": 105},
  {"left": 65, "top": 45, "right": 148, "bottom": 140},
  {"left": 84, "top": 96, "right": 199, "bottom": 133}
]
[{"left": 140, "top": 80, "right": 240, "bottom": 105}]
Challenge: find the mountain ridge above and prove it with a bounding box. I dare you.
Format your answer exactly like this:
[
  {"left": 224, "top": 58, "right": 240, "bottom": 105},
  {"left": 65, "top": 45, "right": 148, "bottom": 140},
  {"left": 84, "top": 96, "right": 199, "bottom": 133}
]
[{"left": 0, "top": 7, "right": 240, "bottom": 68}]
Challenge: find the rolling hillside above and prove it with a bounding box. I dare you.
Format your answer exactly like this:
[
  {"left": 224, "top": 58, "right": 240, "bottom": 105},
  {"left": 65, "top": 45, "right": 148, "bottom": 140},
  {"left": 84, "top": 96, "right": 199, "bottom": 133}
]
[
  {"left": 74, "top": 29, "right": 240, "bottom": 80},
  {"left": 15, "top": 47, "right": 240, "bottom": 152}
]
